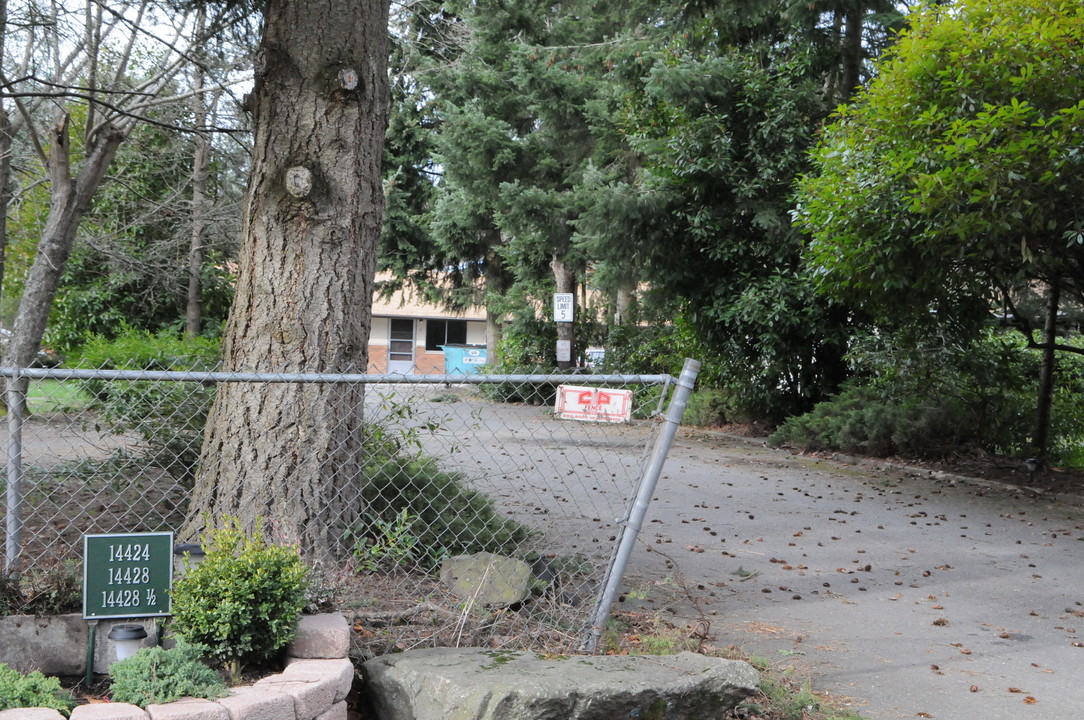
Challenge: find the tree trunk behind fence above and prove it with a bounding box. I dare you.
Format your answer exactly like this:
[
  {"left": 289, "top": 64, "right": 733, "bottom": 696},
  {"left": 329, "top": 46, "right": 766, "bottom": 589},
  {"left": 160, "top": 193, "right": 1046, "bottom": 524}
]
[
  {"left": 3, "top": 116, "right": 124, "bottom": 413},
  {"left": 183, "top": 0, "right": 391, "bottom": 560},
  {"left": 1032, "top": 280, "right": 1061, "bottom": 461}
]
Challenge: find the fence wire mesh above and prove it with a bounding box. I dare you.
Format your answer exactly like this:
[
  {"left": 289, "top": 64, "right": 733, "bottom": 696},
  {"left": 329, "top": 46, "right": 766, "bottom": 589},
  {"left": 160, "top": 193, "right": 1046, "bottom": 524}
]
[{"left": 2, "top": 365, "right": 680, "bottom": 655}]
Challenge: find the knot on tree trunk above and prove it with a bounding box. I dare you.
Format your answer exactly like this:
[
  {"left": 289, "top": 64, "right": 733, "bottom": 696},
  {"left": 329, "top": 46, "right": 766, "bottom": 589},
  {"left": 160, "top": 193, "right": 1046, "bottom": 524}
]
[
  {"left": 337, "top": 67, "right": 359, "bottom": 91},
  {"left": 285, "top": 166, "right": 314, "bottom": 198}
]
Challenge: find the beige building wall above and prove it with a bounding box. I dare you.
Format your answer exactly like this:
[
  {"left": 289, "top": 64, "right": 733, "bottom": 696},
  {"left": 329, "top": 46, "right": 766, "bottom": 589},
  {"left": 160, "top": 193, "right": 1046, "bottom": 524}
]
[{"left": 367, "top": 275, "right": 487, "bottom": 374}]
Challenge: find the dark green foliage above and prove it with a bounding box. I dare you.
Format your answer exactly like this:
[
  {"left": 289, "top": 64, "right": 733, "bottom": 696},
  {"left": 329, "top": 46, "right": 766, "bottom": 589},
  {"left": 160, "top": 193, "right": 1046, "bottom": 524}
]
[
  {"left": 360, "top": 457, "right": 533, "bottom": 570},
  {"left": 681, "top": 389, "right": 742, "bottom": 428},
  {"left": 605, "top": 319, "right": 714, "bottom": 383},
  {"left": 491, "top": 313, "right": 559, "bottom": 372},
  {"left": 1046, "top": 338, "right": 1084, "bottom": 467},
  {"left": 383, "top": 0, "right": 663, "bottom": 364},
  {"left": 769, "top": 386, "right": 974, "bottom": 458},
  {"left": 770, "top": 331, "right": 1037, "bottom": 459},
  {"left": 170, "top": 518, "right": 308, "bottom": 679},
  {"left": 108, "top": 640, "right": 227, "bottom": 707},
  {"left": 480, "top": 314, "right": 567, "bottom": 404},
  {"left": 574, "top": 4, "right": 906, "bottom": 421},
  {"left": 0, "top": 663, "right": 75, "bottom": 715},
  {"left": 73, "top": 328, "right": 220, "bottom": 481}
]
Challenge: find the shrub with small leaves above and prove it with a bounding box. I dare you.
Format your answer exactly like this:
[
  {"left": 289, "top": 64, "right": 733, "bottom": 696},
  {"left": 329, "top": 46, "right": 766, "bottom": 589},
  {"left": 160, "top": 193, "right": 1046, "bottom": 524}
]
[
  {"left": 349, "top": 508, "right": 420, "bottom": 572},
  {"left": 359, "top": 457, "right": 532, "bottom": 570},
  {"left": 108, "top": 640, "right": 227, "bottom": 707},
  {"left": 169, "top": 518, "right": 308, "bottom": 681},
  {"left": 0, "top": 663, "right": 75, "bottom": 715}
]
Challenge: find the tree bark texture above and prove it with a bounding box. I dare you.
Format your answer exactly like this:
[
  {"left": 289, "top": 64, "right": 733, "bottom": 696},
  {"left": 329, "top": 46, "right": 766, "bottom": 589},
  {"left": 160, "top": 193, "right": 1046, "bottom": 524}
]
[
  {"left": 185, "top": 67, "right": 211, "bottom": 338},
  {"left": 841, "top": 9, "right": 864, "bottom": 99},
  {"left": 185, "top": 0, "right": 391, "bottom": 560},
  {"left": 1032, "top": 280, "right": 1060, "bottom": 459}
]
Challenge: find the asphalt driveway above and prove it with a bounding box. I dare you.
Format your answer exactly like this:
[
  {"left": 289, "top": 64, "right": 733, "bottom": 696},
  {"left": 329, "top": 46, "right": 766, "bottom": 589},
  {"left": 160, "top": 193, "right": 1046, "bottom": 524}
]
[{"left": 622, "top": 430, "right": 1084, "bottom": 720}]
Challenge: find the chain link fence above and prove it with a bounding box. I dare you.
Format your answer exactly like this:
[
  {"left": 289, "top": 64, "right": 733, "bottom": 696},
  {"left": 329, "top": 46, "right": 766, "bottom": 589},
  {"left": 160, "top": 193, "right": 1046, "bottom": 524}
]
[{"left": 2, "top": 362, "right": 696, "bottom": 654}]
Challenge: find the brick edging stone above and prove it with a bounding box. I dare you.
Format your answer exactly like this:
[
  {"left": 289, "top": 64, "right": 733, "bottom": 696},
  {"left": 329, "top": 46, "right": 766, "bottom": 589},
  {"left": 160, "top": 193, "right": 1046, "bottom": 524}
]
[{"left": 0, "top": 613, "right": 352, "bottom": 720}]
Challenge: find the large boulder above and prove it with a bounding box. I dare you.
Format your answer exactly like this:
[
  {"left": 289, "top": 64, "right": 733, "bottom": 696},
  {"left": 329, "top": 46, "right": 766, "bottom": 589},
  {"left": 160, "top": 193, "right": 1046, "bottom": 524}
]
[{"left": 362, "top": 647, "right": 758, "bottom": 720}]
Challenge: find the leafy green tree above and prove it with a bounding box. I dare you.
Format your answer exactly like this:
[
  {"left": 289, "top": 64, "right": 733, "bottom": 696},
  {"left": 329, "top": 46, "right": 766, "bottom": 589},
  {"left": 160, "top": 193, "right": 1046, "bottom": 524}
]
[
  {"left": 47, "top": 119, "right": 240, "bottom": 351},
  {"left": 797, "top": 0, "right": 1084, "bottom": 457},
  {"left": 0, "top": 0, "right": 250, "bottom": 421}
]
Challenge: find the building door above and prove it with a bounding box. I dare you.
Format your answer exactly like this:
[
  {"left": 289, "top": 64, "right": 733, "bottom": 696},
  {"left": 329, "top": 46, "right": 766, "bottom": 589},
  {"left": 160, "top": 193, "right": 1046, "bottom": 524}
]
[{"left": 388, "top": 318, "right": 415, "bottom": 374}]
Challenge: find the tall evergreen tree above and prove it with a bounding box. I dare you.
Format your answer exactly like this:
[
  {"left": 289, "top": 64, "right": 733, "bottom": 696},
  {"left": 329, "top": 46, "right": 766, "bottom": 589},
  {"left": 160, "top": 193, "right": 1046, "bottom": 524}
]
[
  {"left": 578, "top": 1, "right": 904, "bottom": 419},
  {"left": 383, "top": 0, "right": 661, "bottom": 366}
]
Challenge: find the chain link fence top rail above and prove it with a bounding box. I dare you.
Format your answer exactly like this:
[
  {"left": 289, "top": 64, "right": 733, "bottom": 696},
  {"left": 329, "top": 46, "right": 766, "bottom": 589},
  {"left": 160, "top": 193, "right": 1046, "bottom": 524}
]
[{"left": 2, "top": 363, "right": 688, "bottom": 654}]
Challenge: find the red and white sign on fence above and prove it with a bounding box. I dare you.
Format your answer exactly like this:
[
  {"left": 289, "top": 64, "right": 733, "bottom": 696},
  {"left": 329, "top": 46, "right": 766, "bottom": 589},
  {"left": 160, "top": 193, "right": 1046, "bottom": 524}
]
[{"left": 555, "top": 385, "right": 633, "bottom": 423}]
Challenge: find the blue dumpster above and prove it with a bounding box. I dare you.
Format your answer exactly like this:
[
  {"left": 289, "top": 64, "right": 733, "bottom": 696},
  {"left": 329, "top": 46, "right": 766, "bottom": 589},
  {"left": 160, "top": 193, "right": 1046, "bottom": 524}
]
[{"left": 441, "top": 344, "right": 487, "bottom": 375}]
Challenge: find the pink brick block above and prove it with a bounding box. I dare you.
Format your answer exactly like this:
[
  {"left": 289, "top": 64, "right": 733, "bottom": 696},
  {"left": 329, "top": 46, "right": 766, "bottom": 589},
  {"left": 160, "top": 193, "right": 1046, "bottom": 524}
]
[
  {"left": 0, "top": 710, "right": 66, "bottom": 720},
  {"left": 70, "top": 704, "right": 148, "bottom": 720},
  {"left": 285, "top": 658, "right": 354, "bottom": 703},
  {"left": 215, "top": 686, "right": 295, "bottom": 720},
  {"left": 146, "top": 698, "right": 229, "bottom": 720},
  {"left": 314, "top": 701, "right": 347, "bottom": 720},
  {"left": 254, "top": 673, "right": 335, "bottom": 720}
]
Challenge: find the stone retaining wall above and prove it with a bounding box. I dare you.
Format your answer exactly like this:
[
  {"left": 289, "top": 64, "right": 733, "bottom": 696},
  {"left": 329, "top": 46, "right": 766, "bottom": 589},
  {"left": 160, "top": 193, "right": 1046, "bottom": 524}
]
[{"left": 0, "top": 613, "right": 353, "bottom": 720}]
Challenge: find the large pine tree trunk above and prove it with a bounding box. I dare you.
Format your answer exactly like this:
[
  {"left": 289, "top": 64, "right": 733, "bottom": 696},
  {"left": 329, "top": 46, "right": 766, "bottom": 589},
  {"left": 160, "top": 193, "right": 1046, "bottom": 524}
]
[
  {"left": 484, "top": 239, "right": 510, "bottom": 365},
  {"left": 184, "top": 0, "right": 391, "bottom": 560}
]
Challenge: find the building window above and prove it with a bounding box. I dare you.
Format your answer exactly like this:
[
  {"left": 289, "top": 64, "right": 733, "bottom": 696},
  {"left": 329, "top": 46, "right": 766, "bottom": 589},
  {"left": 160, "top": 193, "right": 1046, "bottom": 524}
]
[{"left": 425, "top": 319, "right": 467, "bottom": 351}]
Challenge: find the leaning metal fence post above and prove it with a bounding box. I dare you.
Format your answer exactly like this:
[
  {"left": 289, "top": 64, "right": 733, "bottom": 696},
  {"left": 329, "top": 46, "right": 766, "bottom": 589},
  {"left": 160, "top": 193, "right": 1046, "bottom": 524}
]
[
  {"left": 5, "top": 367, "right": 25, "bottom": 577},
  {"left": 584, "top": 357, "right": 700, "bottom": 652}
]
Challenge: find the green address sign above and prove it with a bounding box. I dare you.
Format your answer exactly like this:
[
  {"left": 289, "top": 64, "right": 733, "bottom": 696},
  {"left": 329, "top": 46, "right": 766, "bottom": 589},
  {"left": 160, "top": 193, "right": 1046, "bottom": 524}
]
[{"left": 83, "top": 532, "right": 173, "bottom": 619}]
